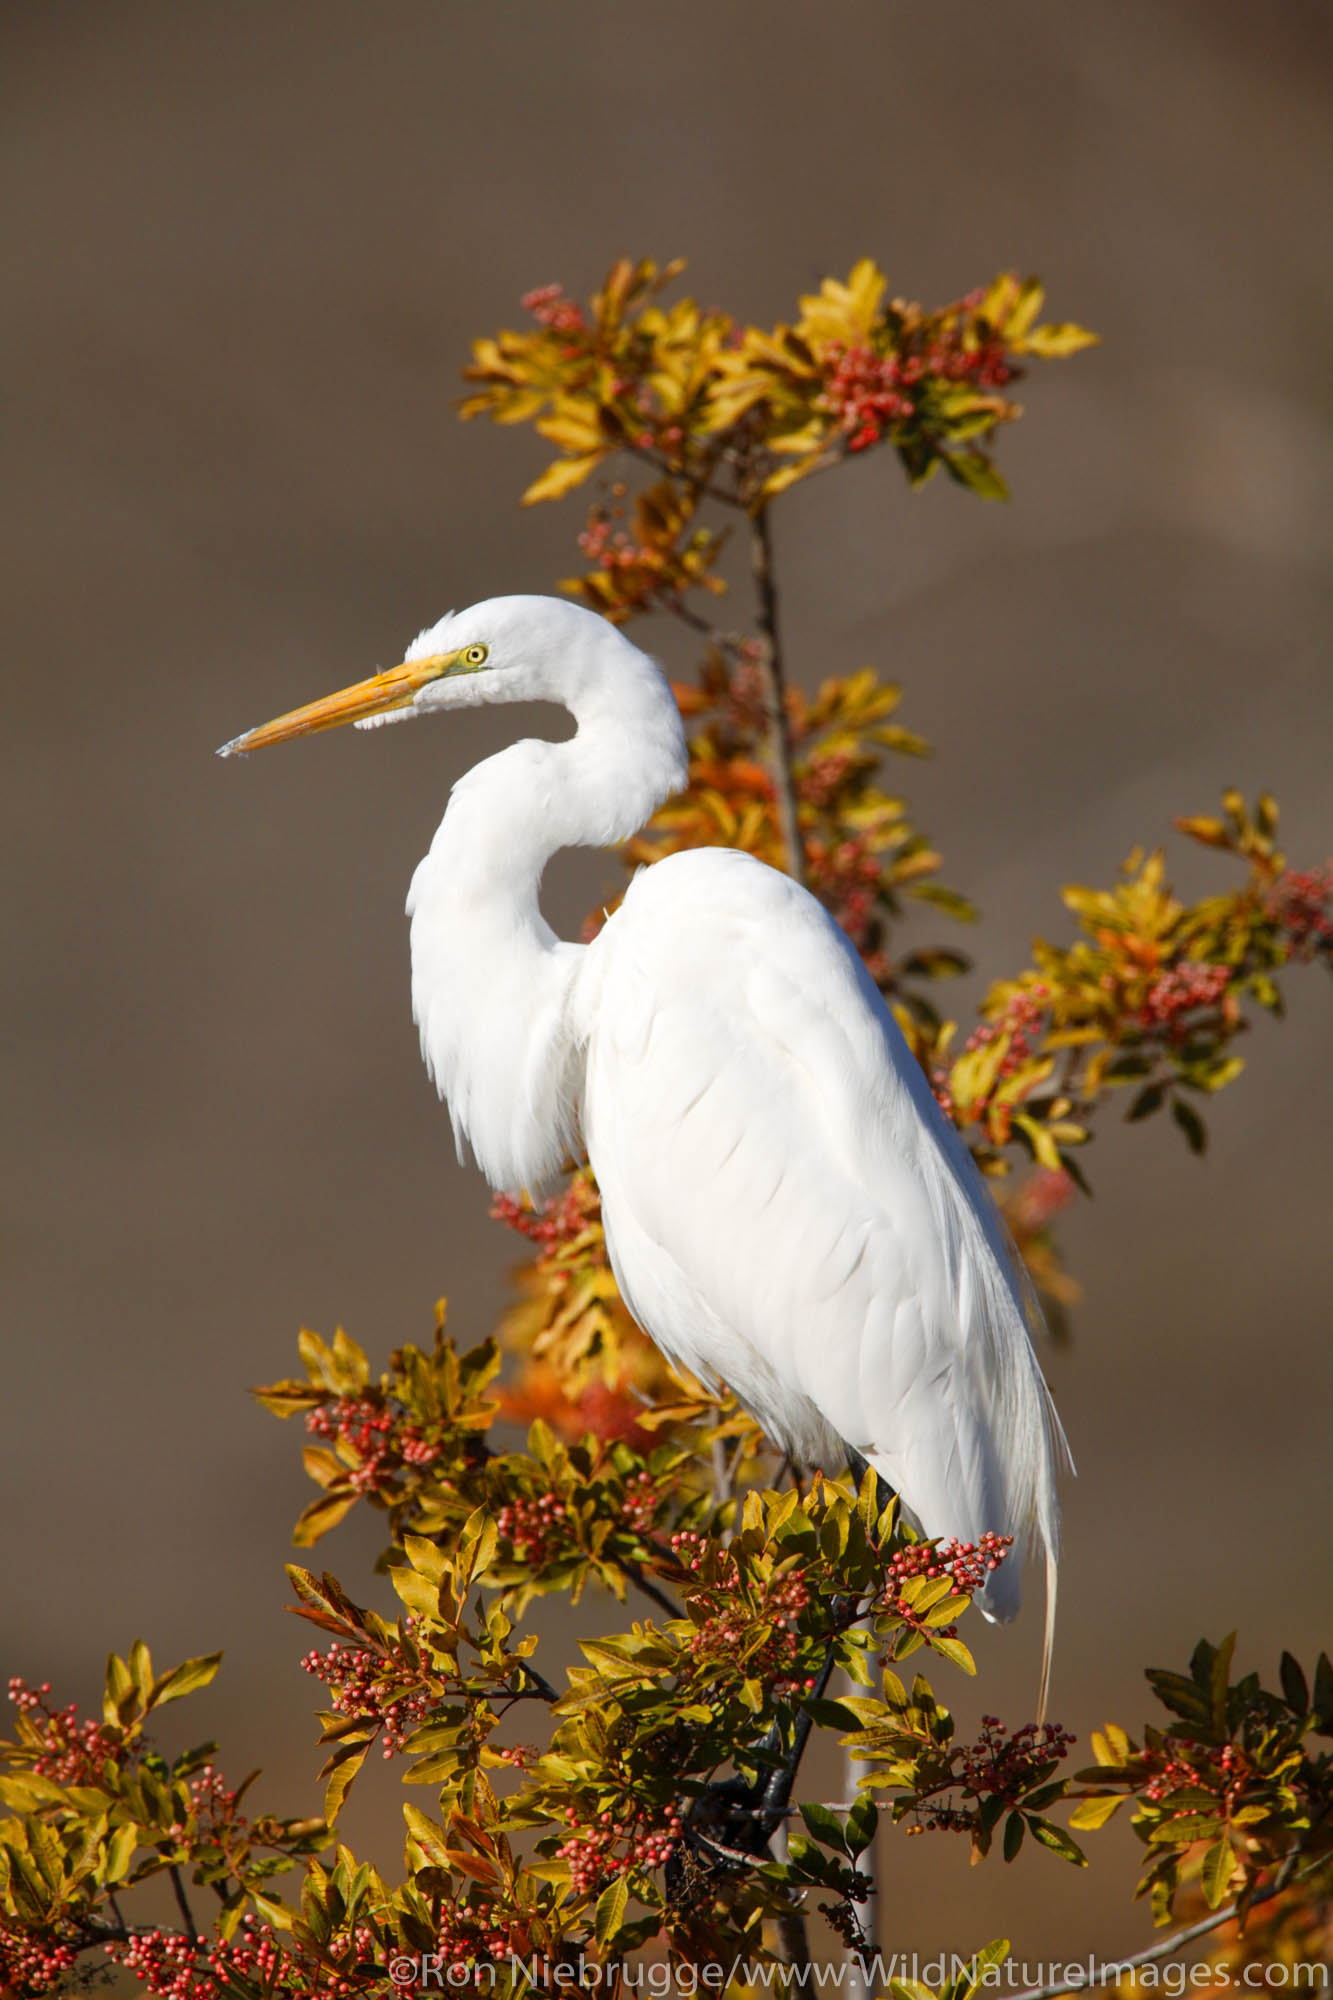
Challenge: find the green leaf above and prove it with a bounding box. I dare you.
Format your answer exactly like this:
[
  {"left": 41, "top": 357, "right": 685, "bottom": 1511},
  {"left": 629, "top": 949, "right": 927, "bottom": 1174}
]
[
  {"left": 148, "top": 1653, "right": 223, "bottom": 1712},
  {"left": 804, "top": 1696, "right": 863, "bottom": 1732},
  {"left": 944, "top": 450, "right": 1009, "bottom": 501},
  {"left": 1172, "top": 1097, "right": 1207, "bottom": 1154},
  {"left": 1280, "top": 1652, "right": 1309, "bottom": 1715},
  {"left": 103, "top": 1822, "right": 139, "bottom": 1883},
  {"left": 799, "top": 1802, "right": 848, "bottom": 1853},
  {"left": 1027, "top": 1815, "right": 1086, "bottom": 1865},
  {"left": 927, "top": 1635, "right": 976, "bottom": 1676},
  {"left": 1003, "top": 1811, "right": 1026, "bottom": 1861},
  {"left": 1069, "top": 1793, "right": 1123, "bottom": 1831},
  {"left": 1201, "top": 1836, "right": 1236, "bottom": 1909},
  {"left": 593, "top": 1873, "right": 629, "bottom": 1944},
  {"left": 845, "top": 1793, "right": 878, "bottom": 1858}
]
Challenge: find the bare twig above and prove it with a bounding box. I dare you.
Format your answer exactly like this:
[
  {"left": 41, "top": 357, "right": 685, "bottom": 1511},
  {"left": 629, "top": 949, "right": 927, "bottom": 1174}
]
[
  {"left": 168, "top": 1864, "right": 199, "bottom": 1942},
  {"left": 513, "top": 1660, "right": 562, "bottom": 1704},
  {"left": 1005, "top": 1851, "right": 1315, "bottom": 2000},
  {"left": 750, "top": 507, "right": 805, "bottom": 884},
  {"left": 614, "top": 1556, "right": 680, "bottom": 1620}
]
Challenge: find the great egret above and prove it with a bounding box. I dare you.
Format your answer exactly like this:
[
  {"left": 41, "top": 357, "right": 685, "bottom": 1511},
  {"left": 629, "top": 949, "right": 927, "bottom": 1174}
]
[{"left": 221, "top": 594, "right": 1067, "bottom": 1708}]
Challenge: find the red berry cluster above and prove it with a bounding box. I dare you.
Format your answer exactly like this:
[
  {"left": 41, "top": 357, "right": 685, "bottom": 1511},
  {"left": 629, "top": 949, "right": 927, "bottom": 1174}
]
[
  {"left": 617, "top": 1469, "right": 660, "bottom": 1535},
  {"left": 690, "top": 1588, "right": 815, "bottom": 1697},
  {"left": 879, "top": 1533, "right": 1013, "bottom": 1632},
  {"left": 300, "top": 1627, "right": 432, "bottom": 1759},
  {"left": 186, "top": 1761, "right": 239, "bottom": 1828},
  {"left": 391, "top": 1895, "right": 521, "bottom": 1975},
  {"left": 1266, "top": 865, "right": 1333, "bottom": 960},
  {"left": 491, "top": 1176, "right": 594, "bottom": 1254},
  {"left": 104, "top": 1915, "right": 362, "bottom": 2000},
  {"left": 304, "top": 1397, "right": 438, "bottom": 1492},
  {"left": 521, "top": 283, "right": 586, "bottom": 337},
  {"left": 0, "top": 1921, "right": 78, "bottom": 1998},
  {"left": 960, "top": 1715, "right": 1076, "bottom": 1800},
  {"left": 799, "top": 747, "right": 857, "bottom": 811},
  {"left": 7, "top": 1677, "right": 119, "bottom": 1785},
  {"left": 666, "top": 1527, "right": 725, "bottom": 1577},
  {"left": 818, "top": 342, "right": 915, "bottom": 450},
  {"left": 723, "top": 650, "right": 771, "bottom": 736},
  {"left": 557, "top": 1803, "right": 685, "bottom": 1894},
  {"left": 964, "top": 985, "right": 1050, "bottom": 1079},
  {"left": 306, "top": 1397, "right": 394, "bottom": 1494},
  {"left": 669, "top": 1536, "right": 817, "bottom": 1697},
  {"left": 1005, "top": 1167, "right": 1076, "bottom": 1234},
  {"left": 497, "top": 1492, "right": 568, "bottom": 1566},
  {"left": 1136, "top": 960, "right": 1230, "bottom": 1036},
  {"left": 1142, "top": 1739, "right": 1252, "bottom": 1812},
  {"left": 819, "top": 329, "right": 1016, "bottom": 451},
  {"left": 806, "top": 833, "right": 882, "bottom": 953},
  {"left": 576, "top": 513, "right": 651, "bottom": 574}
]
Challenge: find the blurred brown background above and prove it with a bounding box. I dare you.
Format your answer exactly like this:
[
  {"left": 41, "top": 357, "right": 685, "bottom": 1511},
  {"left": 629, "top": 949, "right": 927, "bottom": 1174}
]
[{"left": 3, "top": 0, "right": 1331, "bottom": 1967}]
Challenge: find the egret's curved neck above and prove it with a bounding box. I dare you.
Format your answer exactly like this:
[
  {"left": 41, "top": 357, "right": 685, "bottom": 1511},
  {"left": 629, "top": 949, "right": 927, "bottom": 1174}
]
[{"left": 405, "top": 654, "right": 687, "bottom": 1190}]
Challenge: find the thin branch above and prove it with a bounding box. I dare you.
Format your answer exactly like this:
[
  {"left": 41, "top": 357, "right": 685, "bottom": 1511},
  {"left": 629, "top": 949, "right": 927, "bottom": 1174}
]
[
  {"left": 621, "top": 438, "right": 744, "bottom": 510},
  {"left": 517, "top": 1662, "right": 562, "bottom": 1703},
  {"left": 1006, "top": 1851, "right": 1316, "bottom": 2000},
  {"left": 613, "top": 1555, "right": 680, "bottom": 1620},
  {"left": 168, "top": 1864, "right": 199, "bottom": 1942},
  {"left": 750, "top": 507, "right": 805, "bottom": 884}
]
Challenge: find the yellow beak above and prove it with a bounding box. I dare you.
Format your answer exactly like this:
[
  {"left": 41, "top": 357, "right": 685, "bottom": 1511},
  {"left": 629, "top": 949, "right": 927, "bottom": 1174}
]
[{"left": 217, "top": 650, "right": 465, "bottom": 757}]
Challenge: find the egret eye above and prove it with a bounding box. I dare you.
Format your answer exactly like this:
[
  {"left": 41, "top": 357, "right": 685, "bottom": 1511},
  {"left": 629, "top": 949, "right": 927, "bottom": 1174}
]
[{"left": 462, "top": 644, "right": 488, "bottom": 668}]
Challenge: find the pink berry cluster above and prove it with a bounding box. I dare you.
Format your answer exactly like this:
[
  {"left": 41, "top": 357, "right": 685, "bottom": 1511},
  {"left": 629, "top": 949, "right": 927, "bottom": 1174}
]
[
  {"left": 521, "top": 283, "right": 586, "bottom": 337},
  {"left": 6, "top": 1677, "right": 118, "bottom": 1785},
  {"left": 960, "top": 1715, "right": 1076, "bottom": 1801},
  {"left": 497, "top": 1492, "right": 569, "bottom": 1565},
  {"left": 304, "top": 1396, "right": 438, "bottom": 1494},
  {"left": 1267, "top": 864, "right": 1333, "bottom": 960},
  {"left": 0, "top": 1921, "right": 78, "bottom": 1998},
  {"left": 300, "top": 1628, "right": 432, "bottom": 1759},
  {"left": 1136, "top": 960, "right": 1230, "bottom": 1036},
  {"left": 557, "top": 1803, "right": 685, "bottom": 1894}
]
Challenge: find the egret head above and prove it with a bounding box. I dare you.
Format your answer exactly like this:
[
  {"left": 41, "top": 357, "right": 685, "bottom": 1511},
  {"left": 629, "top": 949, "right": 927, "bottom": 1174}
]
[{"left": 216, "top": 595, "right": 646, "bottom": 758}]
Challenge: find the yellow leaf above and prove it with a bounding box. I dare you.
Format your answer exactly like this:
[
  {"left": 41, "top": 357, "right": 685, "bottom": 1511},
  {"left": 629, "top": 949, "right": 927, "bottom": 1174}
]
[
  {"left": 521, "top": 452, "right": 604, "bottom": 505},
  {"left": 1017, "top": 322, "right": 1100, "bottom": 358},
  {"left": 1069, "top": 1794, "right": 1123, "bottom": 1830}
]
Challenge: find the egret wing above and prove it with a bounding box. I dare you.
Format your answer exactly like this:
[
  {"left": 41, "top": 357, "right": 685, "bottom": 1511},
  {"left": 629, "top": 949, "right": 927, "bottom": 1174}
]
[{"left": 577, "top": 848, "right": 1062, "bottom": 1628}]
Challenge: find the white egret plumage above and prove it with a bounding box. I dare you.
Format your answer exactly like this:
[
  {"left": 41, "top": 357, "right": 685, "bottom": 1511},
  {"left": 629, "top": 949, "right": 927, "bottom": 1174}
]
[{"left": 221, "top": 594, "right": 1068, "bottom": 1710}]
